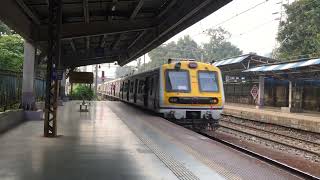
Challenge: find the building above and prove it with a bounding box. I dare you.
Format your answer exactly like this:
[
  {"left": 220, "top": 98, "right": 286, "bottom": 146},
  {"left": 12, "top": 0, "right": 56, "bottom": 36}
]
[{"left": 216, "top": 54, "right": 320, "bottom": 113}]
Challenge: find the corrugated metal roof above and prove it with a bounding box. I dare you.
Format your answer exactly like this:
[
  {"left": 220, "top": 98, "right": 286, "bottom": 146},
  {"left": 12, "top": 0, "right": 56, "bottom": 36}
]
[
  {"left": 213, "top": 55, "right": 249, "bottom": 66},
  {"left": 244, "top": 58, "right": 320, "bottom": 72}
]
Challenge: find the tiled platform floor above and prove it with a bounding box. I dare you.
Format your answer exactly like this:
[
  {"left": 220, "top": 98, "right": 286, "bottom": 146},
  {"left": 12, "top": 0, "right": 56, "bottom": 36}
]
[{"left": 0, "top": 101, "right": 302, "bottom": 180}]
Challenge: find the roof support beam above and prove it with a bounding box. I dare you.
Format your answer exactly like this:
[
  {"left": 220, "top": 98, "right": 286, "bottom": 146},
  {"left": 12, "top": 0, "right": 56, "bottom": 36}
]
[
  {"left": 0, "top": 0, "right": 34, "bottom": 42},
  {"left": 128, "top": 30, "right": 147, "bottom": 49},
  {"left": 16, "top": 0, "right": 41, "bottom": 25},
  {"left": 130, "top": 0, "right": 144, "bottom": 20},
  {"left": 83, "top": 0, "right": 89, "bottom": 23},
  {"left": 100, "top": 34, "right": 108, "bottom": 47},
  {"left": 36, "top": 20, "right": 154, "bottom": 41},
  {"left": 108, "top": 0, "right": 118, "bottom": 21},
  {"left": 120, "top": 0, "right": 231, "bottom": 65},
  {"left": 110, "top": 34, "right": 121, "bottom": 50},
  {"left": 70, "top": 40, "right": 76, "bottom": 53},
  {"left": 62, "top": 50, "right": 126, "bottom": 67},
  {"left": 156, "top": 0, "right": 176, "bottom": 19},
  {"left": 86, "top": 37, "right": 90, "bottom": 50}
]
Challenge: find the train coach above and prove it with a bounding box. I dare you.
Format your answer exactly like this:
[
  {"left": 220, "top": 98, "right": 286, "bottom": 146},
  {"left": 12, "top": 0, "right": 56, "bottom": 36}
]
[{"left": 98, "top": 59, "right": 224, "bottom": 129}]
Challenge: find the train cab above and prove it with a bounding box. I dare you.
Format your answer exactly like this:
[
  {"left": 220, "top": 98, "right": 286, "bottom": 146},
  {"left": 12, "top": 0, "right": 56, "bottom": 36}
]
[{"left": 159, "top": 59, "right": 224, "bottom": 121}]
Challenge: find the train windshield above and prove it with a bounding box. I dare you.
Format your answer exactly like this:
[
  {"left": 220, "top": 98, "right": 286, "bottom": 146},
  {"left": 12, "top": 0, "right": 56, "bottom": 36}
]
[
  {"left": 198, "top": 71, "right": 219, "bottom": 92},
  {"left": 166, "top": 70, "right": 190, "bottom": 92}
]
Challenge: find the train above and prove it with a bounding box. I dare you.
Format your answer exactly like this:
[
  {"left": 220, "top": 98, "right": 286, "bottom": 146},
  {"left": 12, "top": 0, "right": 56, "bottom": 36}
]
[{"left": 98, "top": 59, "right": 225, "bottom": 129}]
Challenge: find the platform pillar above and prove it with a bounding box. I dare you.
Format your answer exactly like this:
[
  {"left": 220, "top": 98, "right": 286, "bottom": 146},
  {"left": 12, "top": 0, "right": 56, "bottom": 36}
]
[
  {"left": 257, "top": 76, "right": 265, "bottom": 108},
  {"left": 292, "top": 81, "right": 303, "bottom": 112},
  {"left": 44, "top": 0, "right": 62, "bottom": 137},
  {"left": 60, "top": 71, "right": 66, "bottom": 100},
  {"left": 22, "top": 41, "right": 36, "bottom": 110},
  {"left": 288, "top": 80, "right": 292, "bottom": 109}
]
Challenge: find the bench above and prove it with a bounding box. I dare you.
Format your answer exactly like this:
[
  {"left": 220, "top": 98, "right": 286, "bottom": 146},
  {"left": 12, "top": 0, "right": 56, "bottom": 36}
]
[{"left": 80, "top": 101, "right": 89, "bottom": 112}]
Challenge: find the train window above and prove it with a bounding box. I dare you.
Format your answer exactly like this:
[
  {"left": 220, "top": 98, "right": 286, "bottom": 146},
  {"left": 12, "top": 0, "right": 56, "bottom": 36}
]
[
  {"left": 165, "top": 70, "right": 190, "bottom": 92},
  {"left": 198, "top": 71, "right": 219, "bottom": 92}
]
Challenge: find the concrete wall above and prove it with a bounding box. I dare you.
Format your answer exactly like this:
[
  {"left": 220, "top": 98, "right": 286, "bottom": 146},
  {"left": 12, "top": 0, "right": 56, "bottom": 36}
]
[
  {"left": 0, "top": 108, "right": 43, "bottom": 134},
  {"left": 0, "top": 110, "right": 24, "bottom": 134}
]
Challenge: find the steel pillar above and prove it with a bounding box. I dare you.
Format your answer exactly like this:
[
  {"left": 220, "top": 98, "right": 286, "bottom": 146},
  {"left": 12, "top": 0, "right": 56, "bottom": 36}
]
[
  {"left": 257, "top": 76, "right": 265, "bottom": 108},
  {"left": 44, "top": 0, "right": 62, "bottom": 137}
]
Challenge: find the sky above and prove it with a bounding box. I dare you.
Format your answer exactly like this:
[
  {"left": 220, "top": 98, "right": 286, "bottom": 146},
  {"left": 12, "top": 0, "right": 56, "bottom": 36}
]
[
  {"left": 88, "top": 0, "right": 295, "bottom": 78},
  {"left": 167, "top": 0, "right": 293, "bottom": 56},
  {"left": 128, "top": 0, "right": 294, "bottom": 65}
]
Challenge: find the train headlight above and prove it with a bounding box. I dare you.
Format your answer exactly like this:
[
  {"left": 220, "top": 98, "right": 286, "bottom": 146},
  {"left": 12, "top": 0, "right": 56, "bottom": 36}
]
[
  {"left": 209, "top": 98, "right": 219, "bottom": 104},
  {"left": 188, "top": 62, "right": 198, "bottom": 68},
  {"left": 169, "top": 97, "right": 179, "bottom": 103}
]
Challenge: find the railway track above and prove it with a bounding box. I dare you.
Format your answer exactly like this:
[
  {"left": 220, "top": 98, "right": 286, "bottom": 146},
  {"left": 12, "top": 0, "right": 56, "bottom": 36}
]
[
  {"left": 200, "top": 131, "right": 320, "bottom": 180},
  {"left": 166, "top": 113, "right": 320, "bottom": 179},
  {"left": 193, "top": 115, "right": 320, "bottom": 180},
  {"left": 218, "top": 118, "right": 320, "bottom": 156}
]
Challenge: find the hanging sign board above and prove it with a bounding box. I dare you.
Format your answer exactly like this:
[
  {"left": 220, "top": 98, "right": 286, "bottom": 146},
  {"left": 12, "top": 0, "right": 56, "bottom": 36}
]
[
  {"left": 69, "top": 72, "right": 94, "bottom": 84},
  {"left": 250, "top": 85, "right": 259, "bottom": 100}
]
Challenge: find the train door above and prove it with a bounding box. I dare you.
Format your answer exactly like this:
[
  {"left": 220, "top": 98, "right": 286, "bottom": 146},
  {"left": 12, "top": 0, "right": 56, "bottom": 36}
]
[
  {"left": 148, "top": 77, "right": 154, "bottom": 109},
  {"left": 134, "top": 79, "right": 138, "bottom": 103},
  {"left": 144, "top": 77, "right": 149, "bottom": 107},
  {"left": 121, "top": 81, "right": 124, "bottom": 99},
  {"left": 154, "top": 72, "right": 160, "bottom": 110},
  {"left": 127, "top": 80, "right": 130, "bottom": 101}
]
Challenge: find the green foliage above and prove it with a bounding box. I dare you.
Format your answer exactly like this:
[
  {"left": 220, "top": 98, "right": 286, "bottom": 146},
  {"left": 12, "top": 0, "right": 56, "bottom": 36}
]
[
  {"left": 142, "top": 28, "right": 242, "bottom": 71},
  {"left": 276, "top": 0, "right": 320, "bottom": 60},
  {"left": 203, "top": 28, "right": 242, "bottom": 61},
  {"left": 70, "top": 84, "right": 95, "bottom": 100},
  {"left": 115, "top": 65, "right": 135, "bottom": 78},
  {"left": 0, "top": 20, "right": 12, "bottom": 35},
  {"left": 0, "top": 34, "right": 24, "bottom": 72},
  {"left": 148, "top": 35, "right": 202, "bottom": 64}
]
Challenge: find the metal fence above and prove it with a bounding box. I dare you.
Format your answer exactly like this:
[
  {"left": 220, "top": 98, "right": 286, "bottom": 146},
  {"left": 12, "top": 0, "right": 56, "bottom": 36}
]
[{"left": 0, "top": 70, "right": 45, "bottom": 111}]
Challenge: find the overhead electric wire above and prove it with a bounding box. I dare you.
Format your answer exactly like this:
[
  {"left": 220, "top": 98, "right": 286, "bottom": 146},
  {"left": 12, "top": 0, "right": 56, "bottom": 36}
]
[{"left": 192, "top": 0, "right": 276, "bottom": 37}]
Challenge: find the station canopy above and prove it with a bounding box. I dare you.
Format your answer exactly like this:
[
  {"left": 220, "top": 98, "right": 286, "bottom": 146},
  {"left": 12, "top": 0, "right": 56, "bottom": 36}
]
[
  {"left": 0, "top": 0, "right": 231, "bottom": 68},
  {"left": 213, "top": 54, "right": 277, "bottom": 76},
  {"left": 244, "top": 58, "right": 320, "bottom": 79}
]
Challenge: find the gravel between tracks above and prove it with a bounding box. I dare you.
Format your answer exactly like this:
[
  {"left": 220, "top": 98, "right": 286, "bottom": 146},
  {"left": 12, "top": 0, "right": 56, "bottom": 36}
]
[{"left": 218, "top": 115, "right": 320, "bottom": 163}]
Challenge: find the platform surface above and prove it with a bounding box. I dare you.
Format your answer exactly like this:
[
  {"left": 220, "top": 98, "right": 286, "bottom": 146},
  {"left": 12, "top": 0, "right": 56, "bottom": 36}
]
[
  {"left": 224, "top": 103, "right": 320, "bottom": 133},
  {"left": 0, "top": 101, "right": 302, "bottom": 180}
]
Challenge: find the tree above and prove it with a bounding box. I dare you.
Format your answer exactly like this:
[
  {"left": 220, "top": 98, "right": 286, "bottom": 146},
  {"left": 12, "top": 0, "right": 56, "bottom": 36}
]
[
  {"left": 203, "top": 27, "right": 242, "bottom": 62},
  {"left": 147, "top": 35, "right": 202, "bottom": 70},
  {"left": 0, "top": 34, "right": 24, "bottom": 72},
  {"left": 0, "top": 20, "right": 12, "bottom": 35},
  {"left": 70, "top": 84, "right": 95, "bottom": 100},
  {"left": 144, "top": 29, "right": 242, "bottom": 71},
  {"left": 176, "top": 35, "right": 202, "bottom": 60},
  {"left": 115, "top": 65, "right": 135, "bottom": 78},
  {"left": 276, "top": 0, "right": 320, "bottom": 59}
]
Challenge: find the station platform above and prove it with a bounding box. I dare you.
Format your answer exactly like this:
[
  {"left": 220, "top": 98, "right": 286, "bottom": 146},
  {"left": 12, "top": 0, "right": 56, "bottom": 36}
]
[
  {"left": 0, "top": 101, "right": 302, "bottom": 180},
  {"left": 223, "top": 103, "right": 320, "bottom": 133}
]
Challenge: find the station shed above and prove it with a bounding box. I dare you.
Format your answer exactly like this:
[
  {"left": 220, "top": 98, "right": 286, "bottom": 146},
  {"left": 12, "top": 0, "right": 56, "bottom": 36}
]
[
  {"left": 244, "top": 58, "right": 320, "bottom": 113},
  {"left": 212, "top": 54, "right": 277, "bottom": 105}
]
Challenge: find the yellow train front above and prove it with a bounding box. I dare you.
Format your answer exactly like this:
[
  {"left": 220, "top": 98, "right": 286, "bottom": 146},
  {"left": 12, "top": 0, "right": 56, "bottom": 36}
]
[
  {"left": 99, "top": 59, "right": 224, "bottom": 129},
  {"left": 159, "top": 60, "right": 224, "bottom": 127}
]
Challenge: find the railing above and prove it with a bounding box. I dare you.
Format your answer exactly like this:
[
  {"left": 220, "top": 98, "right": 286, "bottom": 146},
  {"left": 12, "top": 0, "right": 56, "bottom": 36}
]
[
  {"left": 0, "top": 70, "right": 22, "bottom": 111},
  {"left": 0, "top": 70, "right": 45, "bottom": 111}
]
